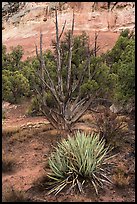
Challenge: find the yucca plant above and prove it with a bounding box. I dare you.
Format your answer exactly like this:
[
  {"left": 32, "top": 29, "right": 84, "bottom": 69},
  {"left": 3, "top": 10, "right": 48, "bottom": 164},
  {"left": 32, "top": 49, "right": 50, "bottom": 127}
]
[{"left": 47, "top": 131, "right": 115, "bottom": 195}]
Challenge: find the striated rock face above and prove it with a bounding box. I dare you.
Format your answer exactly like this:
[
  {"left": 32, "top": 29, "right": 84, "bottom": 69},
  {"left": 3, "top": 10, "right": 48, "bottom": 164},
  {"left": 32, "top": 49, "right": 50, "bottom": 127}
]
[{"left": 2, "top": 2, "right": 135, "bottom": 60}]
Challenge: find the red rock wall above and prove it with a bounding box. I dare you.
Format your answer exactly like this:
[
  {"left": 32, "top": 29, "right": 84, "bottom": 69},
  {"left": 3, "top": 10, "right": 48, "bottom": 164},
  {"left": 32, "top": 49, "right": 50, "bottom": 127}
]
[{"left": 2, "top": 2, "right": 135, "bottom": 60}]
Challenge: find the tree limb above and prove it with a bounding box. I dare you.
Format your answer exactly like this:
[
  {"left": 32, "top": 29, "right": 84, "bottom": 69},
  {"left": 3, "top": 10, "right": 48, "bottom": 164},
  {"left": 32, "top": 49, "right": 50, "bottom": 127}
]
[
  {"left": 67, "top": 10, "right": 74, "bottom": 94},
  {"left": 59, "top": 20, "right": 66, "bottom": 40},
  {"left": 55, "top": 7, "right": 64, "bottom": 100}
]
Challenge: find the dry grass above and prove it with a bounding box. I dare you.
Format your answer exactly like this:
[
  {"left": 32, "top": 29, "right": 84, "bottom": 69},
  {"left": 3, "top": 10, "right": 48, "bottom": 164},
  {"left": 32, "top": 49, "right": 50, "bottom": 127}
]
[
  {"left": 79, "top": 113, "right": 94, "bottom": 123},
  {"left": 32, "top": 173, "right": 50, "bottom": 193},
  {"left": 2, "top": 126, "right": 20, "bottom": 137},
  {"left": 112, "top": 163, "right": 130, "bottom": 188},
  {"left": 9, "top": 129, "right": 34, "bottom": 143},
  {"left": 34, "top": 123, "right": 53, "bottom": 132},
  {"left": 5, "top": 124, "right": 54, "bottom": 143},
  {"left": 113, "top": 171, "right": 130, "bottom": 188},
  {"left": 116, "top": 115, "right": 130, "bottom": 123},
  {"left": 2, "top": 153, "right": 16, "bottom": 173},
  {"left": 2, "top": 186, "right": 31, "bottom": 202},
  {"left": 93, "top": 108, "right": 129, "bottom": 148}
]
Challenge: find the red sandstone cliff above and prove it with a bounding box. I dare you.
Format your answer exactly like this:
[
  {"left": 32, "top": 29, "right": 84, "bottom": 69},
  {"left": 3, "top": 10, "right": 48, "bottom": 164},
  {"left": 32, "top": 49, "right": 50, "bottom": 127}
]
[{"left": 2, "top": 2, "right": 135, "bottom": 60}]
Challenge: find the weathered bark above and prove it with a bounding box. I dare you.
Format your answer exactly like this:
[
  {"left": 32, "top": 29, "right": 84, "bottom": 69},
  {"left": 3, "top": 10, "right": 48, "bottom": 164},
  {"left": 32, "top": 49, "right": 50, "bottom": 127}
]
[
  {"left": 35, "top": 8, "right": 99, "bottom": 131},
  {"left": 55, "top": 8, "right": 64, "bottom": 101},
  {"left": 66, "top": 10, "right": 74, "bottom": 94}
]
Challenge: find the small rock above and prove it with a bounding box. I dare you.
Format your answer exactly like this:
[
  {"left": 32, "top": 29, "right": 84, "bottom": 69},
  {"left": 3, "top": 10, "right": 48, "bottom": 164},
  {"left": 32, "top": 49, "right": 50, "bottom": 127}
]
[{"left": 110, "top": 104, "right": 123, "bottom": 113}]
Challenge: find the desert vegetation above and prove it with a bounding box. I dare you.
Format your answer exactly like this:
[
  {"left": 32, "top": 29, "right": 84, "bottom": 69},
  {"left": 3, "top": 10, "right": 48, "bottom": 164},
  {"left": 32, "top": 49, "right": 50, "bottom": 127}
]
[
  {"left": 47, "top": 131, "right": 114, "bottom": 195},
  {"left": 2, "top": 7, "right": 135, "bottom": 202},
  {"left": 2, "top": 25, "right": 134, "bottom": 113}
]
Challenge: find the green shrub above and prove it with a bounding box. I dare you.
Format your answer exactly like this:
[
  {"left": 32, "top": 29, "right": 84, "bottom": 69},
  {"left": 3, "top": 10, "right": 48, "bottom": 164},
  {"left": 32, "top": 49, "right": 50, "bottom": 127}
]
[
  {"left": 47, "top": 131, "right": 113, "bottom": 195},
  {"left": 26, "top": 96, "right": 41, "bottom": 116},
  {"left": 2, "top": 70, "right": 30, "bottom": 103},
  {"left": 27, "top": 92, "right": 56, "bottom": 116},
  {"left": 2, "top": 71, "right": 13, "bottom": 102},
  {"left": 120, "top": 28, "right": 130, "bottom": 38},
  {"left": 105, "top": 30, "right": 135, "bottom": 105},
  {"left": 44, "top": 91, "right": 56, "bottom": 108},
  {"left": 2, "top": 44, "right": 23, "bottom": 72}
]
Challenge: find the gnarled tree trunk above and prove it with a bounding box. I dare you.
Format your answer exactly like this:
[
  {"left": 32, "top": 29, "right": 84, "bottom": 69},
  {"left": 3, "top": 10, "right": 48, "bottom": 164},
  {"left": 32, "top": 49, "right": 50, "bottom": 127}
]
[{"left": 35, "top": 8, "right": 98, "bottom": 131}]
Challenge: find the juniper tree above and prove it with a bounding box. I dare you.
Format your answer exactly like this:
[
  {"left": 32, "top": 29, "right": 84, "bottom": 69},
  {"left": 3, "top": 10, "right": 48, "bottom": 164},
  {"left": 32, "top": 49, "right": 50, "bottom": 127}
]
[{"left": 34, "top": 8, "right": 114, "bottom": 131}]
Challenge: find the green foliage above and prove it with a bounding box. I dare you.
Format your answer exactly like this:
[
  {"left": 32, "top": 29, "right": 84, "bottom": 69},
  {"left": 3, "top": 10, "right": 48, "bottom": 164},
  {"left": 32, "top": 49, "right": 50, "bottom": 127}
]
[
  {"left": 80, "top": 79, "right": 99, "bottom": 97},
  {"left": 80, "top": 56, "right": 117, "bottom": 99},
  {"left": 105, "top": 36, "right": 130, "bottom": 66},
  {"left": 2, "top": 69, "right": 30, "bottom": 103},
  {"left": 47, "top": 131, "right": 113, "bottom": 195},
  {"left": 60, "top": 31, "right": 89, "bottom": 68},
  {"left": 51, "top": 32, "right": 117, "bottom": 101},
  {"left": 27, "top": 92, "right": 56, "bottom": 116},
  {"left": 2, "top": 45, "right": 7, "bottom": 68},
  {"left": 2, "top": 45, "right": 23, "bottom": 71},
  {"left": 26, "top": 96, "right": 41, "bottom": 116},
  {"left": 45, "top": 91, "right": 56, "bottom": 108},
  {"left": 2, "top": 45, "right": 33, "bottom": 103},
  {"left": 10, "top": 71, "right": 30, "bottom": 102},
  {"left": 114, "top": 41, "right": 135, "bottom": 104},
  {"left": 51, "top": 31, "right": 90, "bottom": 83},
  {"left": 2, "top": 70, "right": 13, "bottom": 101},
  {"left": 2, "top": 28, "right": 135, "bottom": 110},
  {"left": 21, "top": 63, "right": 37, "bottom": 91},
  {"left": 120, "top": 28, "right": 130, "bottom": 38},
  {"left": 105, "top": 31, "right": 135, "bottom": 105}
]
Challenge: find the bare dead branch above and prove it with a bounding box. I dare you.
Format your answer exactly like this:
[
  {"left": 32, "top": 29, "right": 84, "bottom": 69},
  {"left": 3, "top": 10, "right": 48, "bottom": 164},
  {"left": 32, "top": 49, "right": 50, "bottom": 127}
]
[
  {"left": 59, "top": 20, "right": 66, "bottom": 40},
  {"left": 67, "top": 10, "right": 75, "bottom": 93},
  {"left": 36, "top": 33, "right": 63, "bottom": 106},
  {"left": 35, "top": 9, "right": 101, "bottom": 131},
  {"left": 36, "top": 70, "right": 61, "bottom": 106},
  {"left": 33, "top": 85, "right": 59, "bottom": 128},
  {"left": 71, "top": 97, "right": 87, "bottom": 115},
  {"left": 110, "top": 2, "right": 118, "bottom": 11},
  {"left": 35, "top": 43, "right": 40, "bottom": 62},
  {"left": 41, "top": 108, "right": 58, "bottom": 129},
  {"left": 94, "top": 31, "right": 99, "bottom": 57},
  {"left": 40, "top": 31, "right": 43, "bottom": 58},
  {"left": 71, "top": 97, "right": 93, "bottom": 123},
  {"left": 55, "top": 7, "right": 64, "bottom": 99}
]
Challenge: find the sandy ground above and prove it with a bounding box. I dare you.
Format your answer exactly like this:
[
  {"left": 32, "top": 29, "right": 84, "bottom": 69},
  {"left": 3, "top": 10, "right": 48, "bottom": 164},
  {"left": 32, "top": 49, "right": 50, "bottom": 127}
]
[{"left": 2, "top": 100, "right": 135, "bottom": 202}]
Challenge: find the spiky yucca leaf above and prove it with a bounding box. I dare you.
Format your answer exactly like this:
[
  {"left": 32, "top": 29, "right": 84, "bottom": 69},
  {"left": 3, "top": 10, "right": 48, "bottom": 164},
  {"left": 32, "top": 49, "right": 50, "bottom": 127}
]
[{"left": 47, "top": 131, "right": 114, "bottom": 195}]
